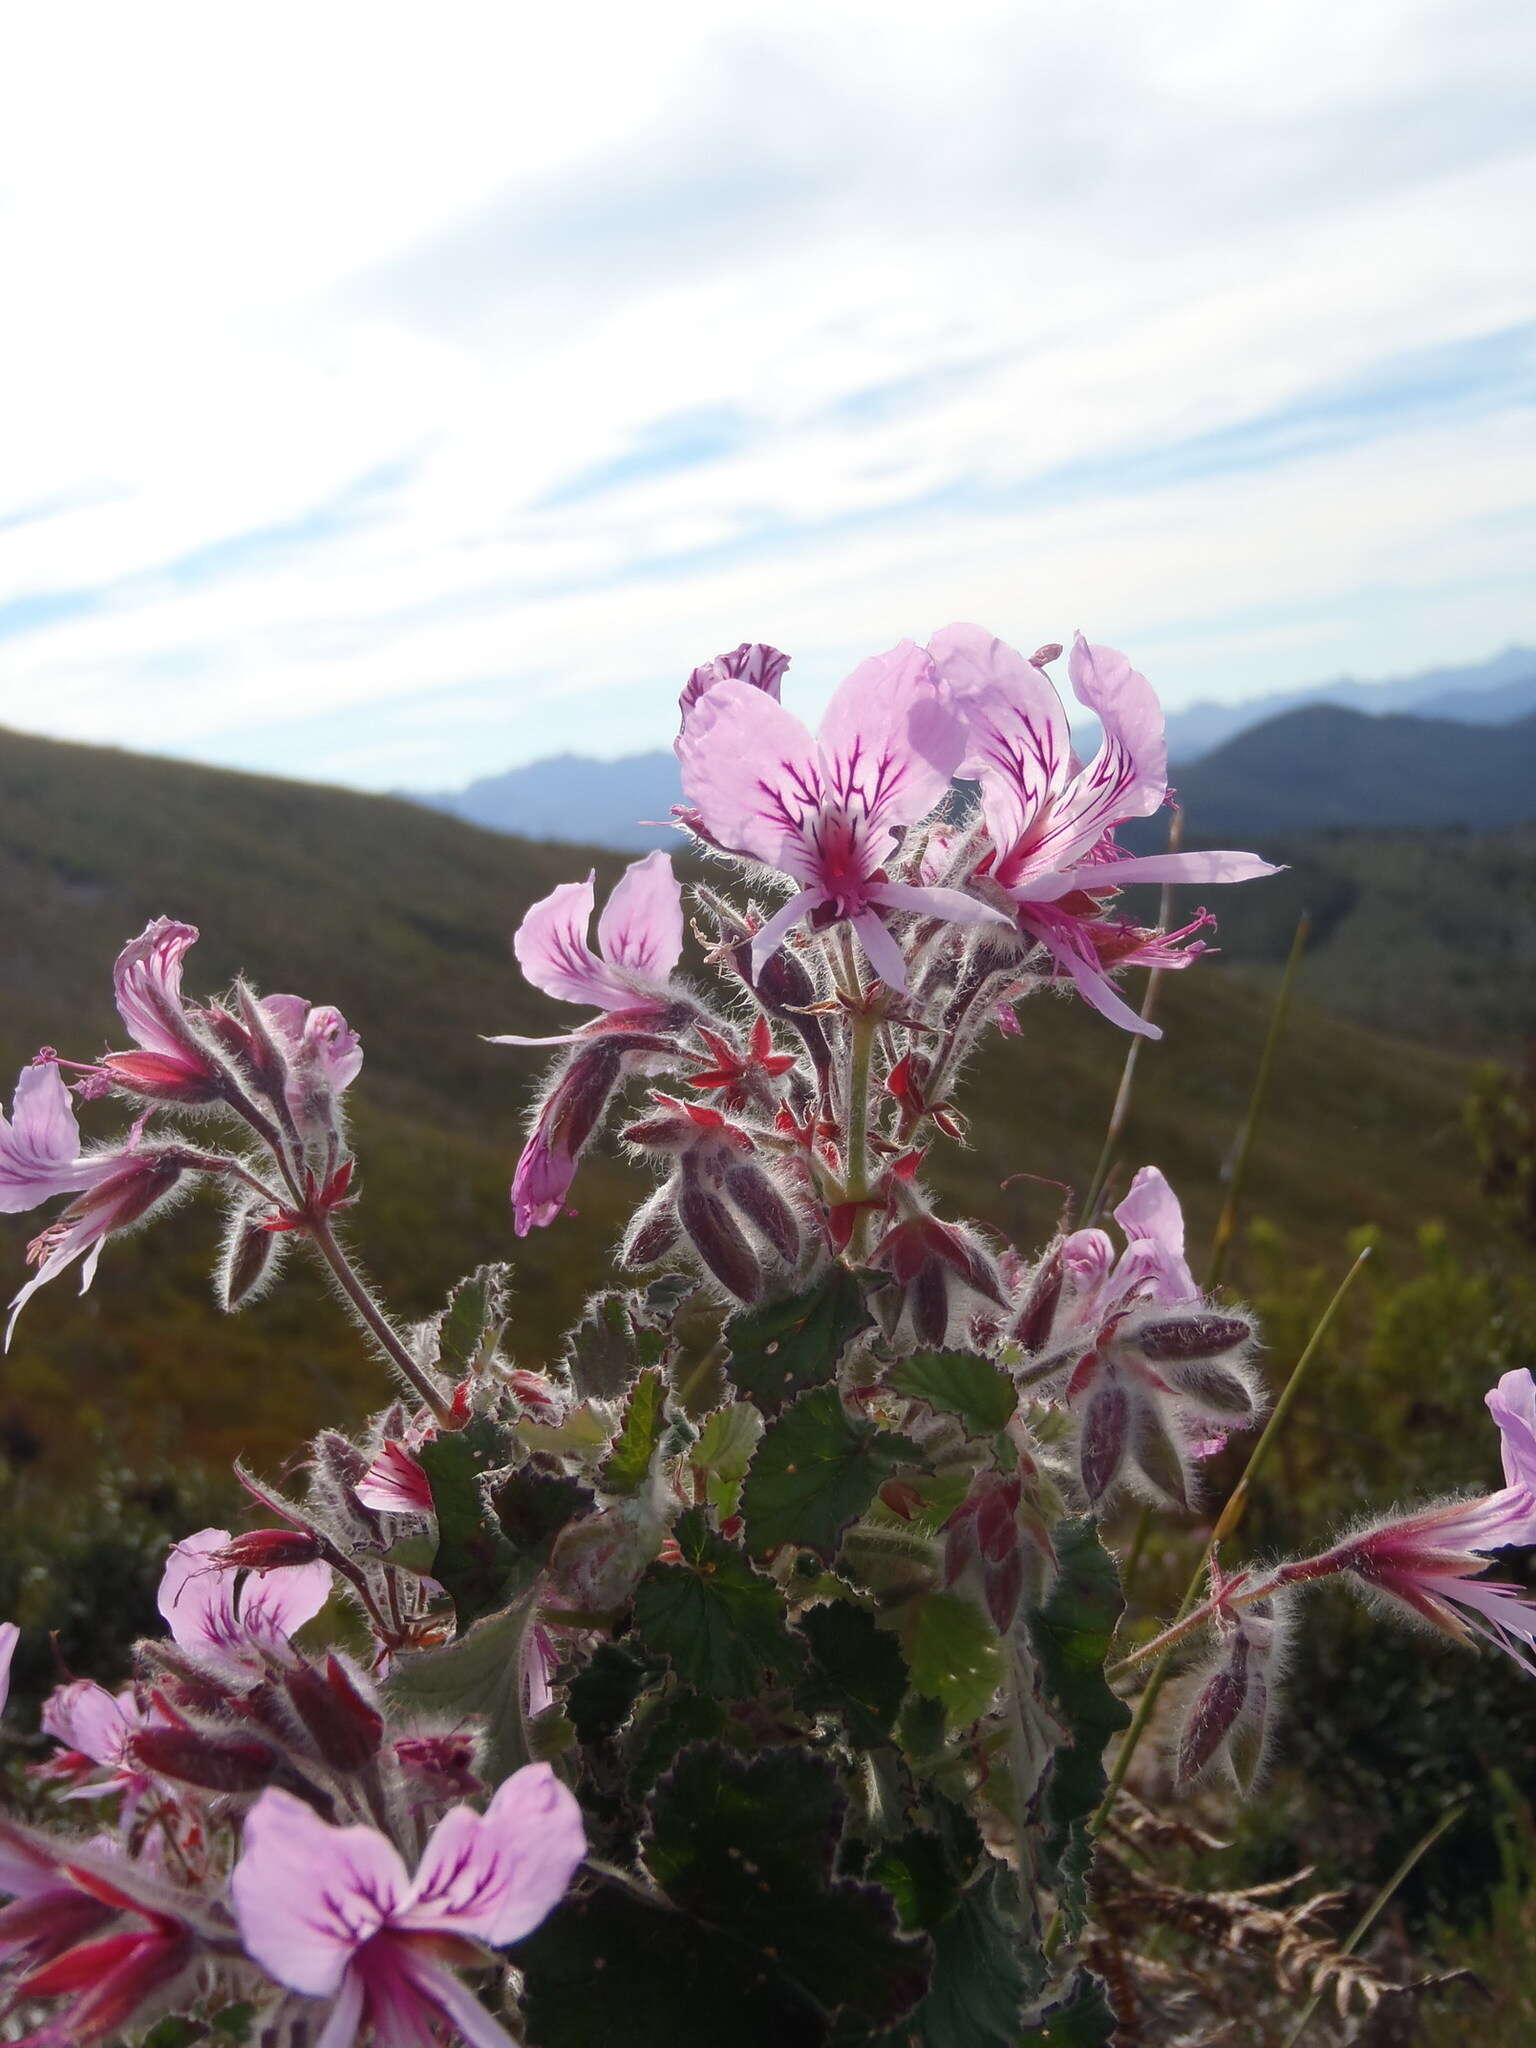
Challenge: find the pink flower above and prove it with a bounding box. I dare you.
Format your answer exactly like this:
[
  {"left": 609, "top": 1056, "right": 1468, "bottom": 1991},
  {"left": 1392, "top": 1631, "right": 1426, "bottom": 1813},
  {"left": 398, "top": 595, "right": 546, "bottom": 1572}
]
[
  {"left": 356, "top": 1442, "right": 434, "bottom": 1516},
  {"left": 7, "top": 1136, "right": 190, "bottom": 1348},
  {"left": 0, "top": 1062, "right": 120, "bottom": 1214},
  {"left": 259, "top": 994, "right": 364, "bottom": 1131},
  {"left": 1023, "top": 1169, "right": 1259, "bottom": 1509},
  {"left": 1307, "top": 1371, "right": 1536, "bottom": 1674},
  {"left": 99, "top": 919, "right": 225, "bottom": 1102},
  {"left": 930, "top": 625, "right": 1278, "bottom": 1035},
  {"left": 39, "top": 1682, "right": 156, "bottom": 1812},
  {"left": 678, "top": 640, "right": 790, "bottom": 726},
  {"left": 231, "top": 1766, "right": 585, "bottom": 2048},
  {"left": 156, "top": 1527, "right": 332, "bottom": 1674},
  {"left": 677, "top": 640, "right": 1009, "bottom": 990},
  {"left": 492, "top": 852, "right": 685, "bottom": 1046}
]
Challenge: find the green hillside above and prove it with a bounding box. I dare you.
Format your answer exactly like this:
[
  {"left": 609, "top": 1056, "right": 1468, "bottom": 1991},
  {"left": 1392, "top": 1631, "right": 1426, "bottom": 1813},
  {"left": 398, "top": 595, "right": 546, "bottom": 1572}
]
[{"left": 0, "top": 725, "right": 1488, "bottom": 1481}]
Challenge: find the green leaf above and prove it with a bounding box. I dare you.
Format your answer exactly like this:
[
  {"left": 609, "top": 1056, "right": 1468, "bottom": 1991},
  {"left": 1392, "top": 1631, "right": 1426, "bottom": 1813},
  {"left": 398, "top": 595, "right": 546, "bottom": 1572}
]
[
  {"left": 897, "top": 1591, "right": 1003, "bottom": 1732},
  {"left": 724, "top": 1270, "right": 872, "bottom": 1415},
  {"left": 492, "top": 1466, "right": 594, "bottom": 1581},
  {"left": 646, "top": 1745, "right": 931, "bottom": 2030},
  {"left": 691, "top": 1399, "right": 764, "bottom": 1516},
  {"left": 600, "top": 1366, "right": 667, "bottom": 1496},
  {"left": 886, "top": 1351, "right": 1019, "bottom": 1438},
  {"left": 514, "top": 1880, "right": 826, "bottom": 2048},
  {"left": 625, "top": 1684, "right": 729, "bottom": 1792},
  {"left": 1017, "top": 1970, "right": 1118, "bottom": 2045},
  {"left": 741, "top": 1386, "right": 923, "bottom": 1560},
  {"left": 417, "top": 1418, "right": 520, "bottom": 1626},
  {"left": 795, "top": 1601, "right": 909, "bottom": 1747},
  {"left": 1025, "top": 1518, "right": 1130, "bottom": 1939},
  {"left": 437, "top": 1262, "right": 509, "bottom": 1377},
  {"left": 565, "top": 1641, "right": 664, "bottom": 1747},
  {"left": 140, "top": 2021, "right": 207, "bottom": 2048},
  {"left": 384, "top": 1602, "right": 531, "bottom": 1783},
  {"left": 632, "top": 1506, "right": 803, "bottom": 1697},
  {"left": 564, "top": 1291, "right": 644, "bottom": 1401}
]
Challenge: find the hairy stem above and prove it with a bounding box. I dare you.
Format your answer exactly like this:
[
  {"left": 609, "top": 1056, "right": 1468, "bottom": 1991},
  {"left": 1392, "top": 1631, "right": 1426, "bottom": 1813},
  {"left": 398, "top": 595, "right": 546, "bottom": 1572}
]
[{"left": 309, "top": 1214, "right": 453, "bottom": 1424}]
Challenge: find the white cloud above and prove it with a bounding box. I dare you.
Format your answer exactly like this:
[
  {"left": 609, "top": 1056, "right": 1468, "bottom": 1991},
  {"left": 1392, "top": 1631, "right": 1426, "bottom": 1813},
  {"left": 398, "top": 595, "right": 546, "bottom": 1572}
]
[{"left": 0, "top": 0, "right": 1533, "bottom": 786}]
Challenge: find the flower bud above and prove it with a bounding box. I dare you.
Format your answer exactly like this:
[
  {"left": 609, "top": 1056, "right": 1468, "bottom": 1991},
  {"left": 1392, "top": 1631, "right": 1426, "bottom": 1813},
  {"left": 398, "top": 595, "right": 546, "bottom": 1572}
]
[
  {"left": 1135, "top": 1314, "right": 1252, "bottom": 1361},
  {"left": 677, "top": 1168, "right": 761, "bottom": 1303},
  {"left": 621, "top": 1185, "right": 681, "bottom": 1268},
  {"left": 285, "top": 1656, "right": 384, "bottom": 1773},
  {"left": 217, "top": 1200, "right": 283, "bottom": 1312},
  {"left": 129, "top": 1727, "right": 279, "bottom": 1793},
  {"left": 722, "top": 1159, "right": 800, "bottom": 1265},
  {"left": 207, "top": 1528, "right": 324, "bottom": 1573}
]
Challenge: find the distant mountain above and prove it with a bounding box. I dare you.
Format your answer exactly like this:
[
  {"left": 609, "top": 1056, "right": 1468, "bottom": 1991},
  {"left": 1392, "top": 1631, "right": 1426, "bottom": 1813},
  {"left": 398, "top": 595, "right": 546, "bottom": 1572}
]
[
  {"left": 424, "top": 749, "right": 679, "bottom": 852},
  {"left": 415, "top": 645, "right": 1536, "bottom": 848},
  {"left": 1163, "top": 644, "right": 1536, "bottom": 760},
  {"left": 1158, "top": 702, "right": 1536, "bottom": 841}
]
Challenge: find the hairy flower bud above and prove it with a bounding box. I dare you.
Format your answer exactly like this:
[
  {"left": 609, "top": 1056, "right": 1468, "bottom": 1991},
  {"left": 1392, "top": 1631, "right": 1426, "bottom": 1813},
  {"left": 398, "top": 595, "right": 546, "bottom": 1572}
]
[
  {"left": 676, "top": 1168, "right": 762, "bottom": 1302},
  {"left": 129, "top": 1727, "right": 279, "bottom": 1794},
  {"left": 621, "top": 1185, "right": 681, "bottom": 1268},
  {"left": 722, "top": 1158, "right": 800, "bottom": 1265},
  {"left": 285, "top": 1656, "right": 384, "bottom": 1773},
  {"left": 208, "top": 1528, "right": 324, "bottom": 1573},
  {"left": 217, "top": 1199, "right": 283, "bottom": 1311}
]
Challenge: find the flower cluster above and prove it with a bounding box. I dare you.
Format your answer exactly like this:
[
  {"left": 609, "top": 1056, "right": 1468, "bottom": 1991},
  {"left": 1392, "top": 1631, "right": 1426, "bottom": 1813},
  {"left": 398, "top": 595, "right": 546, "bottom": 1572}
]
[{"left": 0, "top": 621, "right": 1525, "bottom": 2046}]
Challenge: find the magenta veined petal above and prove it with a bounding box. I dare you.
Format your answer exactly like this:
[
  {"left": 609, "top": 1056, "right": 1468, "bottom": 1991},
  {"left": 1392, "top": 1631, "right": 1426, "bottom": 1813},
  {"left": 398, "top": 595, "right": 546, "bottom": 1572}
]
[
  {"left": 397, "top": 1762, "right": 586, "bottom": 1945},
  {"left": 595, "top": 850, "right": 684, "bottom": 983},
  {"left": 930, "top": 622, "right": 1072, "bottom": 854},
  {"left": 677, "top": 679, "right": 825, "bottom": 875},
  {"left": 815, "top": 640, "right": 965, "bottom": 833},
  {"left": 0, "top": 1063, "right": 105, "bottom": 1214},
  {"left": 112, "top": 918, "right": 202, "bottom": 1059},
  {"left": 232, "top": 1787, "right": 410, "bottom": 1996}
]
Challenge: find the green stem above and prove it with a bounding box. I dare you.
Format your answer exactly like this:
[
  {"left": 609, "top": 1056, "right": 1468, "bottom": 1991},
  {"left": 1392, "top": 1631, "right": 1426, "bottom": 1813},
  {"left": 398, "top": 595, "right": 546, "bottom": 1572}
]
[
  {"left": 1279, "top": 1802, "right": 1465, "bottom": 2048},
  {"left": 1090, "top": 1244, "right": 1371, "bottom": 1826},
  {"left": 1207, "top": 911, "right": 1310, "bottom": 1289},
  {"left": 309, "top": 1214, "right": 453, "bottom": 1425}
]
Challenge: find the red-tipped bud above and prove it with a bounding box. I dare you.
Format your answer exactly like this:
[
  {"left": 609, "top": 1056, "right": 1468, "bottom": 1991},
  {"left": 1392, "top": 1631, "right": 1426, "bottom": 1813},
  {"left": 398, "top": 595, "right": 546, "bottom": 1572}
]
[
  {"left": 394, "top": 1733, "right": 482, "bottom": 1799},
  {"left": 208, "top": 1528, "right": 323, "bottom": 1573},
  {"left": 129, "top": 1727, "right": 279, "bottom": 1793},
  {"left": 1013, "top": 1248, "right": 1065, "bottom": 1351},
  {"left": 943, "top": 1472, "right": 1026, "bottom": 1631},
  {"left": 285, "top": 1656, "right": 384, "bottom": 1772},
  {"left": 506, "top": 1369, "right": 564, "bottom": 1418},
  {"left": 879, "top": 1479, "right": 925, "bottom": 1522}
]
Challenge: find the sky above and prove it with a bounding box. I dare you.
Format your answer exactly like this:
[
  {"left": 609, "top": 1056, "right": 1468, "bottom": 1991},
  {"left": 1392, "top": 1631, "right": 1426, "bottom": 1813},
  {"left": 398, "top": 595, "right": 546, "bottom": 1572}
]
[{"left": 1, "top": 0, "right": 1533, "bottom": 792}]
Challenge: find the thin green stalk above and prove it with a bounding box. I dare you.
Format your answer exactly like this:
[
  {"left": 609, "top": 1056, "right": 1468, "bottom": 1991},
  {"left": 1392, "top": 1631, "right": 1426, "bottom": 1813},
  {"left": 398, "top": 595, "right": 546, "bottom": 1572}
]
[
  {"left": 1091, "top": 1244, "right": 1371, "bottom": 1822},
  {"left": 1207, "top": 912, "right": 1310, "bottom": 1288},
  {"left": 1279, "top": 1802, "right": 1465, "bottom": 2048}
]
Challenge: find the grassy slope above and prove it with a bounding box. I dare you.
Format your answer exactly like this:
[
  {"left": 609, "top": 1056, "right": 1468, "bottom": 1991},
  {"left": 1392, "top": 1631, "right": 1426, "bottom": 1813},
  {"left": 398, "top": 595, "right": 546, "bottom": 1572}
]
[{"left": 0, "top": 725, "right": 1485, "bottom": 1479}]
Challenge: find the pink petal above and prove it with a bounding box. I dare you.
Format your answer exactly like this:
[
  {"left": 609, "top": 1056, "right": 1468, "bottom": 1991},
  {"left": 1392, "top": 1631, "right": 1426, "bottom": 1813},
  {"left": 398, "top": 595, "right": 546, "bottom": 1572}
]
[
  {"left": 1489, "top": 1370, "right": 1536, "bottom": 1493},
  {"left": 232, "top": 1788, "right": 410, "bottom": 1996},
  {"left": 1013, "top": 847, "right": 1280, "bottom": 903},
  {"left": 112, "top": 919, "right": 201, "bottom": 1059},
  {"left": 851, "top": 908, "right": 910, "bottom": 992},
  {"left": 1067, "top": 636, "right": 1168, "bottom": 824},
  {"left": 403, "top": 1954, "right": 524, "bottom": 2048},
  {"left": 157, "top": 1528, "right": 243, "bottom": 1655},
  {"left": 747, "top": 886, "right": 821, "bottom": 977},
  {"left": 402, "top": 1762, "right": 585, "bottom": 1947},
  {"left": 930, "top": 622, "right": 1072, "bottom": 854},
  {"left": 816, "top": 640, "right": 964, "bottom": 835},
  {"left": 870, "top": 880, "right": 1012, "bottom": 928},
  {"left": 237, "top": 1558, "right": 334, "bottom": 1646},
  {"left": 0, "top": 1063, "right": 99, "bottom": 1214},
  {"left": 0, "top": 1621, "right": 16, "bottom": 1718},
  {"left": 677, "top": 680, "right": 825, "bottom": 876},
  {"left": 356, "top": 1442, "right": 435, "bottom": 1516},
  {"left": 1114, "top": 1167, "right": 1197, "bottom": 1302},
  {"left": 314, "top": 1968, "right": 366, "bottom": 2048},
  {"left": 596, "top": 851, "right": 683, "bottom": 982},
  {"left": 41, "top": 1680, "right": 134, "bottom": 1765},
  {"left": 1026, "top": 911, "right": 1163, "bottom": 1040},
  {"left": 514, "top": 874, "right": 630, "bottom": 1011}
]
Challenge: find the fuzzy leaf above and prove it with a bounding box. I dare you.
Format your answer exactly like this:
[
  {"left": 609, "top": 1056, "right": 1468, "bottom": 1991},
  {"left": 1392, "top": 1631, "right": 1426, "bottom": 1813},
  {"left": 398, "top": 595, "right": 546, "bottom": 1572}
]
[
  {"left": 565, "top": 1642, "right": 663, "bottom": 1747},
  {"left": 493, "top": 1468, "right": 594, "bottom": 1586},
  {"left": 384, "top": 1602, "right": 531, "bottom": 1783},
  {"left": 692, "top": 1400, "right": 765, "bottom": 1515},
  {"left": 600, "top": 1366, "right": 668, "bottom": 1496},
  {"left": 417, "top": 1418, "right": 519, "bottom": 1627},
  {"left": 514, "top": 1881, "right": 825, "bottom": 2048},
  {"left": 886, "top": 1351, "right": 1019, "bottom": 1437},
  {"left": 795, "top": 1601, "right": 910, "bottom": 1746},
  {"left": 724, "top": 1270, "right": 873, "bottom": 1415},
  {"left": 437, "top": 1262, "right": 509, "bottom": 1377},
  {"left": 741, "top": 1386, "right": 923, "bottom": 1560},
  {"left": 1017, "top": 1969, "right": 1118, "bottom": 2044},
  {"left": 625, "top": 1684, "right": 729, "bottom": 1793},
  {"left": 898, "top": 1591, "right": 1003, "bottom": 1731},
  {"left": 565, "top": 1291, "right": 645, "bottom": 1400},
  {"left": 632, "top": 1507, "right": 803, "bottom": 1697},
  {"left": 646, "top": 1745, "right": 931, "bottom": 2029}
]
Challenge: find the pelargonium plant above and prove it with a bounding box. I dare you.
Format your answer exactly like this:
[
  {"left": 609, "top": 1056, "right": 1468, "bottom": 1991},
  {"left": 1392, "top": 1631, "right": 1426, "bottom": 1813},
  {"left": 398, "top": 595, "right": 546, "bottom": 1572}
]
[{"left": 0, "top": 623, "right": 1529, "bottom": 2046}]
